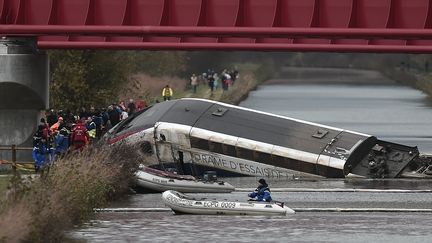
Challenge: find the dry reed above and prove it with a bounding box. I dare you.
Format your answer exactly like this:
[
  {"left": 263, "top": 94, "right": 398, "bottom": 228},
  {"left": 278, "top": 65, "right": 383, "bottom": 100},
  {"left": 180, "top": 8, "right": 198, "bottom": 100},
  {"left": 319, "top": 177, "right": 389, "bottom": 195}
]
[{"left": 0, "top": 143, "right": 142, "bottom": 243}]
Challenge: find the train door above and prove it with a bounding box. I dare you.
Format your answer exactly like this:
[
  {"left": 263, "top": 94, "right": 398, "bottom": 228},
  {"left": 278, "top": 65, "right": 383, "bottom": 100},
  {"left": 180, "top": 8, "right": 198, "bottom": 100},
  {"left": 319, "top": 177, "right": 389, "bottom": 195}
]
[
  {"left": 154, "top": 122, "right": 194, "bottom": 174},
  {"left": 153, "top": 124, "right": 174, "bottom": 163},
  {"left": 171, "top": 144, "right": 196, "bottom": 176}
]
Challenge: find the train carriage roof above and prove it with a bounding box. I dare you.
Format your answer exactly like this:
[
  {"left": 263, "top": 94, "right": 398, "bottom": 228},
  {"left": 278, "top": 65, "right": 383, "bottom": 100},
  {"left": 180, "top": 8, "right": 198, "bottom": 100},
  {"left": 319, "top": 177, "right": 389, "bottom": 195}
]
[{"left": 159, "top": 99, "right": 371, "bottom": 155}]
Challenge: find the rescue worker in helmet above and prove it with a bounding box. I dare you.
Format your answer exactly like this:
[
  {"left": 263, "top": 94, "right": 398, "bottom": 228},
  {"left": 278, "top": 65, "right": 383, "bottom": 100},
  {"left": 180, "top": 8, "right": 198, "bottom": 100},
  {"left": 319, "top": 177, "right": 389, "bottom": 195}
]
[{"left": 248, "top": 178, "right": 272, "bottom": 202}]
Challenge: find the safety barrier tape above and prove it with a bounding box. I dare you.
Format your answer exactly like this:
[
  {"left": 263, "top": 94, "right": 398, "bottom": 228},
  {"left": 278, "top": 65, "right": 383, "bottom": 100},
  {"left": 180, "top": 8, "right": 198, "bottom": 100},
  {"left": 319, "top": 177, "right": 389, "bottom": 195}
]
[{"left": 0, "top": 161, "right": 35, "bottom": 172}]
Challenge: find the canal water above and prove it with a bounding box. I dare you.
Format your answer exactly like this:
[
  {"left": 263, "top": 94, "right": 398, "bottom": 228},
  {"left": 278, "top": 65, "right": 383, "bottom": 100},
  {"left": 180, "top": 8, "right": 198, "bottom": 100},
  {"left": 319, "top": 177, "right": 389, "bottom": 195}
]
[{"left": 70, "top": 69, "right": 432, "bottom": 242}]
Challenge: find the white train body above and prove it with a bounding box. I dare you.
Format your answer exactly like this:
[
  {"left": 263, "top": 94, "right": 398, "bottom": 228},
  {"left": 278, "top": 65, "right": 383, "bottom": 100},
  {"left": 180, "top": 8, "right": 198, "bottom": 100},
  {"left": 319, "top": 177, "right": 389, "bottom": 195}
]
[{"left": 106, "top": 98, "right": 422, "bottom": 178}]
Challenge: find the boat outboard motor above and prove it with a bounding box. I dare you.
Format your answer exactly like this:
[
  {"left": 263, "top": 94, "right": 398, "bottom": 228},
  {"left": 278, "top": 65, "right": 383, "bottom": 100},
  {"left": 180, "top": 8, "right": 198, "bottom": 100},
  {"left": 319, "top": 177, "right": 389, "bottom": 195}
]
[{"left": 203, "top": 171, "right": 218, "bottom": 182}]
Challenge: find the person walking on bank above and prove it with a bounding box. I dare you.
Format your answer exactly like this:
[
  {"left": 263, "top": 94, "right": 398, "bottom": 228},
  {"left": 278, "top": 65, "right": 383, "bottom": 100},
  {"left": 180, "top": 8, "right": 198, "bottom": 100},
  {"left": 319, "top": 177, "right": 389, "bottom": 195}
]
[
  {"left": 162, "top": 84, "right": 173, "bottom": 101},
  {"left": 190, "top": 74, "right": 199, "bottom": 93},
  {"left": 207, "top": 75, "right": 215, "bottom": 93},
  {"left": 248, "top": 178, "right": 272, "bottom": 202}
]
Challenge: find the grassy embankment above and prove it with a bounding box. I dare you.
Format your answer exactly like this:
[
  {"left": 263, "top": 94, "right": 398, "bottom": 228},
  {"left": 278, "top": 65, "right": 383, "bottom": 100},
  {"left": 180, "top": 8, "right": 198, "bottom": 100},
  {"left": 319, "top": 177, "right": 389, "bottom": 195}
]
[
  {"left": 0, "top": 176, "right": 9, "bottom": 196},
  {"left": 179, "top": 62, "right": 277, "bottom": 105},
  {"left": 120, "top": 62, "right": 277, "bottom": 106},
  {"left": 0, "top": 145, "right": 143, "bottom": 243},
  {"left": 0, "top": 62, "right": 277, "bottom": 243}
]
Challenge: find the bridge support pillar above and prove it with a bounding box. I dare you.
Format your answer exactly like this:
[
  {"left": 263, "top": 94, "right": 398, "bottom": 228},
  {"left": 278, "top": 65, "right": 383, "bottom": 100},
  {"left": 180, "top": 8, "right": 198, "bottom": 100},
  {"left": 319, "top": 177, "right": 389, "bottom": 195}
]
[{"left": 0, "top": 37, "right": 49, "bottom": 162}]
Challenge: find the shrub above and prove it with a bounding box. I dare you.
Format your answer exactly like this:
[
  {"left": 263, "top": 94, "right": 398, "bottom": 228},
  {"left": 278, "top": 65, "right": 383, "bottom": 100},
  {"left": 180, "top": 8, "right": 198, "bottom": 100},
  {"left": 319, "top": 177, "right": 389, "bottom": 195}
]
[{"left": 0, "top": 144, "right": 142, "bottom": 243}]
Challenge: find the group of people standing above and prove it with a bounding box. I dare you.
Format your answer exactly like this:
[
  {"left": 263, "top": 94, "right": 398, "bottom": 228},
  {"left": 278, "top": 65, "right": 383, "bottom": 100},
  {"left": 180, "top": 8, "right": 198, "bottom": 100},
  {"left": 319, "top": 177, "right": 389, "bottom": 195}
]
[
  {"left": 32, "top": 110, "right": 101, "bottom": 172},
  {"left": 190, "top": 68, "right": 239, "bottom": 94},
  {"left": 31, "top": 97, "right": 149, "bottom": 172},
  {"left": 156, "top": 69, "right": 241, "bottom": 104}
]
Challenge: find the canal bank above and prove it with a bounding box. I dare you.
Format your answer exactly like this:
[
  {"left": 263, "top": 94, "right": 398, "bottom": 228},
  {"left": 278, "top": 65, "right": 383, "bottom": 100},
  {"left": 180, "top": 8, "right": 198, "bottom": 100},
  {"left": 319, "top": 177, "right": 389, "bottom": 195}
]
[
  {"left": 179, "top": 62, "right": 279, "bottom": 106},
  {"left": 0, "top": 145, "right": 142, "bottom": 243},
  {"left": 266, "top": 66, "right": 397, "bottom": 85},
  {"left": 254, "top": 66, "right": 432, "bottom": 104},
  {"left": 382, "top": 68, "right": 432, "bottom": 100}
]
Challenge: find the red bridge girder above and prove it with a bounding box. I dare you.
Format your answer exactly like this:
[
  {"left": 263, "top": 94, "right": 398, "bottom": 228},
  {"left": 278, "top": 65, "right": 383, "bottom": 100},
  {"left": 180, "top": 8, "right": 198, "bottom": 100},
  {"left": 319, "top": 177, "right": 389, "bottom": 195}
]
[{"left": 1, "top": 0, "right": 432, "bottom": 53}]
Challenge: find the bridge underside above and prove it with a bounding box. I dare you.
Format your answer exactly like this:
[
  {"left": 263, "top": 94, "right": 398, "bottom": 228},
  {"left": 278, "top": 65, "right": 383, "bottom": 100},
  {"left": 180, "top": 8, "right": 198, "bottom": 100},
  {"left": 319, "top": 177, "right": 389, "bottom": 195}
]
[{"left": 2, "top": 0, "right": 432, "bottom": 52}]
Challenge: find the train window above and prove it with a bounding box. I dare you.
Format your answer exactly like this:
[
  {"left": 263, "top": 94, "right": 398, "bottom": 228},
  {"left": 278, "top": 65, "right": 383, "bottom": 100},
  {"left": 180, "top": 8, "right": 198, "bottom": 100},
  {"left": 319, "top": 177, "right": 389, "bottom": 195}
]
[
  {"left": 209, "top": 141, "right": 223, "bottom": 154},
  {"left": 312, "top": 129, "right": 328, "bottom": 139},
  {"left": 296, "top": 158, "right": 317, "bottom": 174},
  {"left": 273, "top": 156, "right": 317, "bottom": 175},
  {"left": 255, "top": 152, "right": 272, "bottom": 164},
  {"left": 272, "top": 155, "right": 285, "bottom": 167},
  {"left": 212, "top": 107, "right": 228, "bottom": 117},
  {"left": 222, "top": 144, "right": 237, "bottom": 157},
  {"left": 190, "top": 137, "right": 210, "bottom": 150},
  {"left": 236, "top": 147, "right": 254, "bottom": 161}
]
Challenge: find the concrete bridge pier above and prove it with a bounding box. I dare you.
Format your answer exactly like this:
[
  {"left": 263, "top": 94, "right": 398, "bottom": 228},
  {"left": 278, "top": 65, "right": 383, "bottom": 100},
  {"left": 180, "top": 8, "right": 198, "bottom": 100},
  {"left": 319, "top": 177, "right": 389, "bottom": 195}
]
[{"left": 0, "top": 37, "right": 49, "bottom": 162}]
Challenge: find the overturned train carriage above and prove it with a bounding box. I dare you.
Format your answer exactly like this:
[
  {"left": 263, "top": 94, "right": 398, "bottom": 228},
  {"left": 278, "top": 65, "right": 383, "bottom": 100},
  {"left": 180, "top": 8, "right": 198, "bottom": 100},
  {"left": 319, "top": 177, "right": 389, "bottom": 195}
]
[{"left": 106, "top": 98, "right": 426, "bottom": 179}]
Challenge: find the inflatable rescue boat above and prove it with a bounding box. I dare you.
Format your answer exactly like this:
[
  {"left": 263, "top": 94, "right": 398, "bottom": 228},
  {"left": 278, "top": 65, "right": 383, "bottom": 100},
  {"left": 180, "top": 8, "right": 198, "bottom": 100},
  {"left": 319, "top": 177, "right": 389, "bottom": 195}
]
[
  {"left": 162, "top": 190, "right": 295, "bottom": 216},
  {"left": 135, "top": 167, "right": 235, "bottom": 193}
]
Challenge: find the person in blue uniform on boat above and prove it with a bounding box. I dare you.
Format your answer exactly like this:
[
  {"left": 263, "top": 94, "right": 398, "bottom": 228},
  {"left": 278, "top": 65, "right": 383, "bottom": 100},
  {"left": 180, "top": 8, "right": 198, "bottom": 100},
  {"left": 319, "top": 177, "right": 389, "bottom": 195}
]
[{"left": 248, "top": 178, "right": 272, "bottom": 202}]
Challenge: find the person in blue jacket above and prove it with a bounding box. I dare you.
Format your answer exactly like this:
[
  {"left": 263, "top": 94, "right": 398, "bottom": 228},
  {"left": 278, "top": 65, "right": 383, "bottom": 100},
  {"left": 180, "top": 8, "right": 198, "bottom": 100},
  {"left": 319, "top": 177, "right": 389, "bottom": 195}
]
[
  {"left": 248, "top": 178, "right": 272, "bottom": 202},
  {"left": 32, "top": 140, "right": 53, "bottom": 173},
  {"left": 54, "top": 127, "right": 70, "bottom": 159}
]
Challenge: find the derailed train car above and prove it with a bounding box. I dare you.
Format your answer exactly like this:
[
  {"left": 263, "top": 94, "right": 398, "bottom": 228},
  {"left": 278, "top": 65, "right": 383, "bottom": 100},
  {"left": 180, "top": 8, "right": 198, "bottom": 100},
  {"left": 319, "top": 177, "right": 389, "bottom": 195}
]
[{"left": 105, "top": 98, "right": 431, "bottom": 179}]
